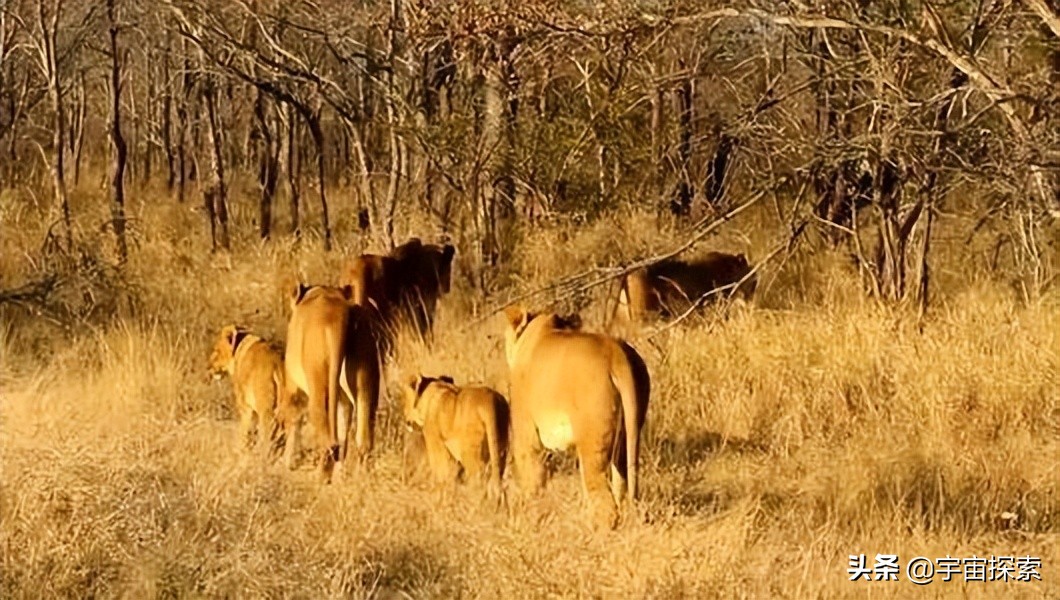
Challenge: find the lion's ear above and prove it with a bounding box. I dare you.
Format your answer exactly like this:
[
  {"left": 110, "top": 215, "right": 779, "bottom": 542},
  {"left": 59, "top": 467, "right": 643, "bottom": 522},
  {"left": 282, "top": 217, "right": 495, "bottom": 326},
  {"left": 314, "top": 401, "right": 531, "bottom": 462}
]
[
  {"left": 220, "top": 324, "right": 237, "bottom": 340},
  {"left": 291, "top": 283, "right": 310, "bottom": 305},
  {"left": 225, "top": 325, "right": 246, "bottom": 352},
  {"left": 442, "top": 244, "right": 455, "bottom": 263},
  {"left": 405, "top": 373, "right": 421, "bottom": 391},
  {"left": 503, "top": 304, "right": 527, "bottom": 330},
  {"left": 340, "top": 284, "right": 354, "bottom": 301},
  {"left": 439, "top": 375, "right": 455, "bottom": 385}
]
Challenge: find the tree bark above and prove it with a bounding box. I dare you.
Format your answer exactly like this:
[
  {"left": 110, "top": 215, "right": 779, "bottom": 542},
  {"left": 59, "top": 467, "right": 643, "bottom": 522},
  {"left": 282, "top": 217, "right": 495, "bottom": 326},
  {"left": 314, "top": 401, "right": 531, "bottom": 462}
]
[
  {"left": 382, "top": 0, "right": 406, "bottom": 249},
  {"left": 143, "top": 46, "right": 156, "bottom": 185},
  {"left": 421, "top": 39, "right": 453, "bottom": 219},
  {"left": 71, "top": 69, "right": 86, "bottom": 187},
  {"left": 704, "top": 131, "right": 734, "bottom": 210},
  {"left": 39, "top": 0, "right": 71, "bottom": 247},
  {"left": 305, "top": 99, "right": 331, "bottom": 251},
  {"left": 202, "top": 70, "right": 229, "bottom": 252},
  {"left": 481, "top": 35, "right": 518, "bottom": 266},
  {"left": 253, "top": 88, "right": 279, "bottom": 240},
  {"left": 671, "top": 66, "right": 693, "bottom": 217},
  {"left": 649, "top": 65, "right": 665, "bottom": 205},
  {"left": 176, "top": 36, "right": 192, "bottom": 202},
  {"left": 106, "top": 0, "right": 127, "bottom": 264},
  {"left": 162, "top": 33, "right": 175, "bottom": 193},
  {"left": 283, "top": 102, "right": 301, "bottom": 238}
]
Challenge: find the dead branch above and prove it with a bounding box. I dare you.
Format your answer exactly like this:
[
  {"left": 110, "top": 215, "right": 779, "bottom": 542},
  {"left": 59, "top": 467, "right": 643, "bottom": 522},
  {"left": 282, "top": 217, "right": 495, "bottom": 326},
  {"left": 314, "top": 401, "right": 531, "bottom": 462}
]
[{"left": 0, "top": 273, "right": 59, "bottom": 307}]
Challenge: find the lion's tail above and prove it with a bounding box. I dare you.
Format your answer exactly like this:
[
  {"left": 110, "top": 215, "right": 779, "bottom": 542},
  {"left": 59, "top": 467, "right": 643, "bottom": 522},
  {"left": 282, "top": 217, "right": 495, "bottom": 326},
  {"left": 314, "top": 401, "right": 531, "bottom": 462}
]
[
  {"left": 269, "top": 365, "right": 285, "bottom": 446},
  {"left": 610, "top": 340, "right": 650, "bottom": 502},
  {"left": 482, "top": 393, "right": 510, "bottom": 484}
]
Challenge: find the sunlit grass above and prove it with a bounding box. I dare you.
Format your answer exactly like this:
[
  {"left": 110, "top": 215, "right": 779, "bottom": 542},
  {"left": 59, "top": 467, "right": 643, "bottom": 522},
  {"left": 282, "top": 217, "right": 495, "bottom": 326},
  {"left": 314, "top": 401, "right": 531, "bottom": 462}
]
[{"left": 1, "top": 183, "right": 1057, "bottom": 598}]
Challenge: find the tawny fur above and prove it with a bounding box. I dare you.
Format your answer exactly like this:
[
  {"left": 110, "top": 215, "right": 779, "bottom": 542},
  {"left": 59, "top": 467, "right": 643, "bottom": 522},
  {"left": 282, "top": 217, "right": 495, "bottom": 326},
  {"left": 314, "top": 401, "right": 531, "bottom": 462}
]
[
  {"left": 402, "top": 374, "right": 510, "bottom": 498},
  {"left": 280, "top": 284, "right": 381, "bottom": 482},
  {"left": 502, "top": 306, "right": 650, "bottom": 530}
]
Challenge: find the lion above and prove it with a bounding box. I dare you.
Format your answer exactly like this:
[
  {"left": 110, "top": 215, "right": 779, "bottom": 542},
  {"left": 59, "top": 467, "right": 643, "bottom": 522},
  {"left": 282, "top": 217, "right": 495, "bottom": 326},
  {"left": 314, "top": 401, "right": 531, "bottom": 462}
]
[
  {"left": 342, "top": 237, "right": 456, "bottom": 344},
  {"left": 278, "top": 283, "right": 381, "bottom": 482},
  {"left": 208, "top": 325, "right": 290, "bottom": 461},
  {"left": 401, "top": 374, "right": 510, "bottom": 498},
  {"left": 617, "top": 251, "right": 757, "bottom": 325},
  {"left": 502, "top": 305, "right": 650, "bottom": 529}
]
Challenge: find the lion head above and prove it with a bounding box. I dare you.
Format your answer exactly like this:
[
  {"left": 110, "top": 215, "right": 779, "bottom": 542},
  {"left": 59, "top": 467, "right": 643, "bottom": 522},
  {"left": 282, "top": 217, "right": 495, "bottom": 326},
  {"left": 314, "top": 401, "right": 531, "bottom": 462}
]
[
  {"left": 208, "top": 325, "right": 246, "bottom": 379},
  {"left": 402, "top": 373, "right": 456, "bottom": 428}
]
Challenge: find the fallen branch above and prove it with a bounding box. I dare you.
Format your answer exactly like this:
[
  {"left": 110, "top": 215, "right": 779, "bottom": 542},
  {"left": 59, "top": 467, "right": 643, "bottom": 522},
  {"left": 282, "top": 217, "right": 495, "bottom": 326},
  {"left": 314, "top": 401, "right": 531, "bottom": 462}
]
[{"left": 0, "top": 273, "right": 59, "bottom": 307}]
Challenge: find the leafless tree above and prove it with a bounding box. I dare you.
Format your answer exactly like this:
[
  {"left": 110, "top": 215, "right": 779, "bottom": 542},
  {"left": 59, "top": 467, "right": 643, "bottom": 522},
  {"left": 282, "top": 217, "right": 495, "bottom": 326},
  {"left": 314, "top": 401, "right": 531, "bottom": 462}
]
[{"left": 105, "top": 0, "right": 127, "bottom": 263}]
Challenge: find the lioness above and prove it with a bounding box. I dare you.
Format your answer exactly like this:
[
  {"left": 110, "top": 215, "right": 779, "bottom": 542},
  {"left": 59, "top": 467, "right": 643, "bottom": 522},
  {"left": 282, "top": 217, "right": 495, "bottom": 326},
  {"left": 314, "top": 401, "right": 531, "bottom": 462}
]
[
  {"left": 208, "top": 325, "right": 288, "bottom": 460},
  {"left": 280, "top": 283, "right": 381, "bottom": 481},
  {"left": 342, "top": 237, "right": 456, "bottom": 342},
  {"left": 502, "top": 305, "right": 650, "bottom": 529},
  {"left": 617, "top": 251, "right": 757, "bottom": 324},
  {"left": 401, "top": 374, "right": 510, "bottom": 497}
]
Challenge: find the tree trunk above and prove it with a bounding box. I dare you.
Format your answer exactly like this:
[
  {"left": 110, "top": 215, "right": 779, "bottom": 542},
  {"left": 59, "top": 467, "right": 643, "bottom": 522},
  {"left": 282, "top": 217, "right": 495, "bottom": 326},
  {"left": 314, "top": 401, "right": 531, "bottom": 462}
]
[
  {"left": 162, "top": 33, "right": 175, "bottom": 193},
  {"left": 143, "top": 47, "right": 155, "bottom": 185},
  {"left": 176, "top": 36, "right": 192, "bottom": 202},
  {"left": 382, "top": 0, "right": 406, "bottom": 250},
  {"left": 71, "top": 69, "right": 86, "bottom": 187},
  {"left": 40, "top": 0, "right": 71, "bottom": 247},
  {"left": 127, "top": 55, "right": 139, "bottom": 183},
  {"left": 704, "top": 131, "right": 735, "bottom": 211},
  {"left": 809, "top": 28, "right": 850, "bottom": 246},
  {"left": 421, "top": 39, "right": 453, "bottom": 219},
  {"left": 305, "top": 103, "right": 331, "bottom": 251},
  {"left": 481, "top": 36, "right": 518, "bottom": 267},
  {"left": 106, "top": 0, "right": 127, "bottom": 264},
  {"left": 283, "top": 102, "right": 301, "bottom": 238},
  {"left": 254, "top": 88, "right": 279, "bottom": 240},
  {"left": 649, "top": 65, "right": 665, "bottom": 205},
  {"left": 202, "top": 71, "right": 229, "bottom": 252},
  {"left": 188, "top": 61, "right": 201, "bottom": 186},
  {"left": 1051, "top": 38, "right": 1059, "bottom": 209},
  {"left": 671, "top": 66, "right": 693, "bottom": 217}
]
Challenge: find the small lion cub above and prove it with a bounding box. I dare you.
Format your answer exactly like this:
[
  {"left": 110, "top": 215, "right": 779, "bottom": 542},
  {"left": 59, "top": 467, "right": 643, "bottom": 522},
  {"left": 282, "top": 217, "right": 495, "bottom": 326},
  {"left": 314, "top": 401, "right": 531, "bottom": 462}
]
[
  {"left": 402, "top": 374, "right": 510, "bottom": 498},
  {"left": 208, "top": 325, "right": 289, "bottom": 463}
]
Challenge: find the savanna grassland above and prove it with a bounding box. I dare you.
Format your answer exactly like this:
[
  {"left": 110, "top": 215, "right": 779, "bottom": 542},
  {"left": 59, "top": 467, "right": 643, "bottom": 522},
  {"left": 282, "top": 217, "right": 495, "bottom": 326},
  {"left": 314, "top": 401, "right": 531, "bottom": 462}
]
[{"left": 1, "top": 177, "right": 1057, "bottom": 599}]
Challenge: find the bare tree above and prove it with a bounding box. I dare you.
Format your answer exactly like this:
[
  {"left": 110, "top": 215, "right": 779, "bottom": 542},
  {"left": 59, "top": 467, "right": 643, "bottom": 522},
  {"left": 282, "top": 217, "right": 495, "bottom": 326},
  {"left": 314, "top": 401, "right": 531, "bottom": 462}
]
[
  {"left": 33, "top": 0, "right": 71, "bottom": 246},
  {"left": 200, "top": 52, "right": 229, "bottom": 252},
  {"left": 105, "top": 0, "right": 127, "bottom": 263}
]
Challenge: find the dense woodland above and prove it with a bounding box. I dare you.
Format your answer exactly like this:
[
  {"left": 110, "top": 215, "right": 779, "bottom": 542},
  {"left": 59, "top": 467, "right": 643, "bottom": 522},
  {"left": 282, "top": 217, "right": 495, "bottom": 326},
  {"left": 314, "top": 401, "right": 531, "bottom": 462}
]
[{"left": 1, "top": 0, "right": 1057, "bottom": 311}]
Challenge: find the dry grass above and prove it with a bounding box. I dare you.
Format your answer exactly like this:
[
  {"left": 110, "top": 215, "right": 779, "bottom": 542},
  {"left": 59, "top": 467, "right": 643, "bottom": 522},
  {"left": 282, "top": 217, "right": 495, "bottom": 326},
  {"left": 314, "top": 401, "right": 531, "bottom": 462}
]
[{"left": 1, "top": 184, "right": 1058, "bottom": 599}]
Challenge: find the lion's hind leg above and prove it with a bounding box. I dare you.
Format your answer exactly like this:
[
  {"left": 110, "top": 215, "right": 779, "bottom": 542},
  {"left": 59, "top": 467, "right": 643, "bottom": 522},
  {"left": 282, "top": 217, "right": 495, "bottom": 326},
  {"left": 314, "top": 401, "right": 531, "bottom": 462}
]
[
  {"left": 303, "top": 373, "right": 335, "bottom": 482},
  {"left": 511, "top": 412, "right": 546, "bottom": 496},
  {"left": 423, "top": 429, "right": 460, "bottom": 501},
  {"left": 578, "top": 440, "right": 620, "bottom": 531}
]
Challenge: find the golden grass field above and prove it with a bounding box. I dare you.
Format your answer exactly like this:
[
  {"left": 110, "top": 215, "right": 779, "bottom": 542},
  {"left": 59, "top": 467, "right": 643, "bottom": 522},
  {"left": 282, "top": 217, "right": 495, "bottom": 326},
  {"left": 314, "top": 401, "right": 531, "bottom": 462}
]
[{"left": 1, "top": 181, "right": 1058, "bottom": 598}]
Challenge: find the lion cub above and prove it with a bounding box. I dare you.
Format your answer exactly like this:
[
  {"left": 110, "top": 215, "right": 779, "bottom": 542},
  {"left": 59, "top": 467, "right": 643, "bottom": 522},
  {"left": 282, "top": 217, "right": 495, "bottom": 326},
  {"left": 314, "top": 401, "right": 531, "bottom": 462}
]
[
  {"left": 402, "top": 375, "right": 510, "bottom": 496},
  {"left": 208, "top": 325, "right": 289, "bottom": 462}
]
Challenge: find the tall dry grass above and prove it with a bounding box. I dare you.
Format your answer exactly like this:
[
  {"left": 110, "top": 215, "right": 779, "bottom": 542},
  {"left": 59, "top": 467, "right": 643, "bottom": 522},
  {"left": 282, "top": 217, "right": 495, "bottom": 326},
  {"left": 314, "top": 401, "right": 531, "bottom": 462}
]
[{"left": 1, "top": 182, "right": 1058, "bottom": 598}]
